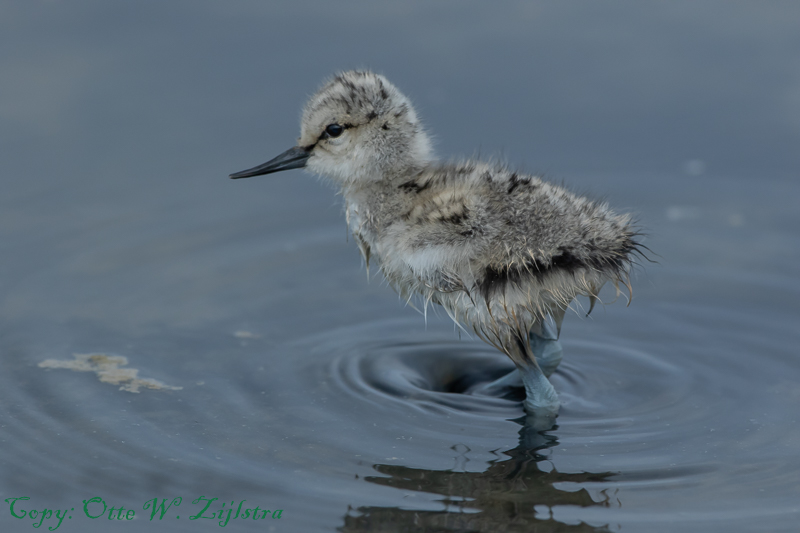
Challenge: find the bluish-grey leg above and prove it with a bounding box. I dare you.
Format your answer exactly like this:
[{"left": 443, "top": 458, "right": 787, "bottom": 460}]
[
  {"left": 470, "top": 319, "right": 563, "bottom": 399},
  {"left": 517, "top": 360, "right": 559, "bottom": 417},
  {"left": 470, "top": 357, "right": 558, "bottom": 422},
  {"left": 529, "top": 319, "right": 563, "bottom": 378},
  {"left": 469, "top": 366, "right": 522, "bottom": 397}
]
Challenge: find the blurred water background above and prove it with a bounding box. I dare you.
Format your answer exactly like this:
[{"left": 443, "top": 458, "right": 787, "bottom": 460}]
[{"left": 2, "top": 2, "right": 800, "bottom": 531}]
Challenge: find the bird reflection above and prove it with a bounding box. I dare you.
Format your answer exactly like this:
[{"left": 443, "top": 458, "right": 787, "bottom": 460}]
[{"left": 340, "top": 422, "right": 618, "bottom": 532}]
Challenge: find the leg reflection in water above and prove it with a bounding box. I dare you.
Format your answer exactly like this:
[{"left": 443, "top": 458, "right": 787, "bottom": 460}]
[{"left": 340, "top": 422, "right": 619, "bottom": 533}]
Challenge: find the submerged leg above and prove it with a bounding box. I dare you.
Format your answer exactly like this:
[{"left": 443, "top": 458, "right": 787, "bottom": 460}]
[
  {"left": 470, "top": 356, "right": 558, "bottom": 419},
  {"left": 529, "top": 319, "right": 563, "bottom": 378},
  {"left": 471, "top": 324, "right": 561, "bottom": 419},
  {"left": 516, "top": 360, "right": 559, "bottom": 416},
  {"left": 505, "top": 332, "right": 560, "bottom": 417},
  {"left": 469, "top": 366, "right": 522, "bottom": 397}
]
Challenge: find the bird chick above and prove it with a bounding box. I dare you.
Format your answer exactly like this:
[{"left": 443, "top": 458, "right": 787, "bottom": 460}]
[{"left": 231, "top": 70, "right": 641, "bottom": 420}]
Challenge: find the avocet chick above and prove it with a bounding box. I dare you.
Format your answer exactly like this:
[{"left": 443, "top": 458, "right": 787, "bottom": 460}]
[{"left": 230, "top": 70, "right": 641, "bottom": 419}]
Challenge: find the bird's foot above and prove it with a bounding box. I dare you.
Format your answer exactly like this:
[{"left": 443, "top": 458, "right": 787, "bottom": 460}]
[{"left": 530, "top": 320, "right": 563, "bottom": 378}]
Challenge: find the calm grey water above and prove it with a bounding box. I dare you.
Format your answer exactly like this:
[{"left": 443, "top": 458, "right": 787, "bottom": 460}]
[{"left": 2, "top": 2, "right": 800, "bottom": 532}]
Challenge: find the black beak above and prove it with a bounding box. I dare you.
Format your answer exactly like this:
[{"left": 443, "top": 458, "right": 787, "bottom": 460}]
[{"left": 229, "top": 146, "right": 310, "bottom": 179}]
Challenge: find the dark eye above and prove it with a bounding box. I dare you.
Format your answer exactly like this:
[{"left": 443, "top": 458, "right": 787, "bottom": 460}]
[{"left": 325, "top": 124, "right": 344, "bottom": 138}]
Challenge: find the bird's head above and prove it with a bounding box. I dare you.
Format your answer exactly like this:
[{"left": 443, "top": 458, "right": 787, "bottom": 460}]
[{"left": 230, "top": 70, "right": 432, "bottom": 186}]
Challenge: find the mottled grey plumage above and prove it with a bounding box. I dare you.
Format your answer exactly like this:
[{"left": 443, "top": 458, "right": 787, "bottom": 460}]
[{"left": 231, "top": 70, "right": 642, "bottom": 420}]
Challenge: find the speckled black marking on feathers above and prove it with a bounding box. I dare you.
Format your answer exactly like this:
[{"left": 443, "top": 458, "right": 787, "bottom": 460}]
[
  {"left": 440, "top": 207, "right": 469, "bottom": 225},
  {"left": 398, "top": 179, "right": 430, "bottom": 193},
  {"left": 507, "top": 172, "right": 532, "bottom": 194},
  {"left": 317, "top": 72, "right": 391, "bottom": 121},
  {"left": 477, "top": 234, "right": 642, "bottom": 301}
]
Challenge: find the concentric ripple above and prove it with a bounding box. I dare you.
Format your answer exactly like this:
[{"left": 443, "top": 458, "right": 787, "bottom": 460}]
[{"left": 298, "top": 317, "right": 687, "bottom": 425}]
